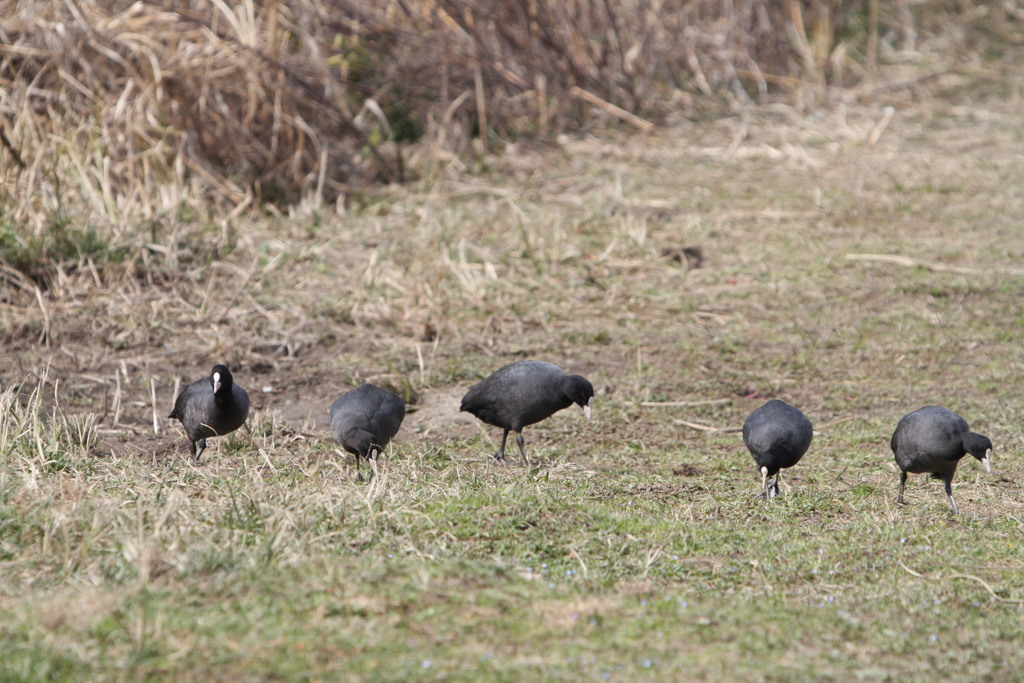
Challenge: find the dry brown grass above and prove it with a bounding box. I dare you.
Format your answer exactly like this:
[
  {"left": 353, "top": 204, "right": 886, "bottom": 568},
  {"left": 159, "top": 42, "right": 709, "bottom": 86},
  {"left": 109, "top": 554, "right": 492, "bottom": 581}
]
[{"left": 1, "top": 0, "right": 1008, "bottom": 254}]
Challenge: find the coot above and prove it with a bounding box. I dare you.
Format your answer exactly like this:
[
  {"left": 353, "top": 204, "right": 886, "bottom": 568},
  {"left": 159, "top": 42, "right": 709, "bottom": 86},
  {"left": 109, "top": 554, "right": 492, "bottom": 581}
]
[
  {"left": 742, "top": 399, "right": 813, "bottom": 498},
  {"left": 329, "top": 383, "right": 406, "bottom": 481},
  {"left": 891, "top": 405, "right": 992, "bottom": 514},
  {"left": 460, "top": 360, "right": 594, "bottom": 466},
  {"left": 169, "top": 364, "right": 250, "bottom": 462}
]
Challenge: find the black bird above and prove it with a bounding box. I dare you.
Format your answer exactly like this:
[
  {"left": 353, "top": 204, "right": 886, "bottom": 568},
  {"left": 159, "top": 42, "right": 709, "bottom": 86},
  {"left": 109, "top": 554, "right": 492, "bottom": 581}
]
[
  {"left": 742, "top": 399, "right": 813, "bottom": 499},
  {"left": 890, "top": 406, "right": 992, "bottom": 514},
  {"left": 329, "top": 383, "right": 406, "bottom": 481},
  {"left": 169, "top": 364, "right": 250, "bottom": 462},
  {"left": 460, "top": 360, "right": 594, "bottom": 466}
]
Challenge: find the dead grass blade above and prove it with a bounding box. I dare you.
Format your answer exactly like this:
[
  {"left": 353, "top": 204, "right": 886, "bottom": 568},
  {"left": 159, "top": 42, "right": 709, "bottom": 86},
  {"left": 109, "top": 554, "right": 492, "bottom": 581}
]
[
  {"left": 845, "top": 254, "right": 1024, "bottom": 277},
  {"left": 900, "top": 562, "right": 1024, "bottom": 605},
  {"left": 673, "top": 419, "right": 743, "bottom": 434}
]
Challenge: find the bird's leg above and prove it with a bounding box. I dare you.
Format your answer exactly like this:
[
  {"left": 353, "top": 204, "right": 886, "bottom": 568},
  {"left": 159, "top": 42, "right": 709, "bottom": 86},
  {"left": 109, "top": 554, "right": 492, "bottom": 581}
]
[
  {"left": 771, "top": 472, "right": 781, "bottom": 498},
  {"left": 897, "top": 471, "right": 907, "bottom": 505},
  {"left": 945, "top": 478, "right": 959, "bottom": 515},
  {"left": 516, "top": 432, "right": 529, "bottom": 467},
  {"left": 368, "top": 446, "right": 380, "bottom": 482},
  {"left": 354, "top": 454, "right": 364, "bottom": 482},
  {"left": 492, "top": 429, "right": 511, "bottom": 465}
]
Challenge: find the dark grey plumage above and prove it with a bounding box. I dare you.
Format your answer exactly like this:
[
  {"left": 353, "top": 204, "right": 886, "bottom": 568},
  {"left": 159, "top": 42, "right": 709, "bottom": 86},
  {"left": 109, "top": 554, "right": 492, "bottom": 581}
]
[
  {"left": 460, "top": 360, "right": 595, "bottom": 466},
  {"left": 329, "top": 383, "right": 406, "bottom": 481},
  {"left": 742, "top": 399, "right": 813, "bottom": 499},
  {"left": 169, "top": 364, "right": 250, "bottom": 462},
  {"left": 890, "top": 406, "right": 992, "bottom": 514}
]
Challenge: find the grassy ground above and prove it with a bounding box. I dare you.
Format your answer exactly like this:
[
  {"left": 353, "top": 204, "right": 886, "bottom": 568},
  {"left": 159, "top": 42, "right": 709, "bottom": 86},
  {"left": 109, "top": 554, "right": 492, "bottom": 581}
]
[{"left": 3, "top": 98, "right": 1024, "bottom": 680}]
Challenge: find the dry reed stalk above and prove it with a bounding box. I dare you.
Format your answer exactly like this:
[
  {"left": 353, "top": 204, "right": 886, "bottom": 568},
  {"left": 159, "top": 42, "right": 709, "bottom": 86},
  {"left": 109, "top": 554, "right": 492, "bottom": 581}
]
[
  {"left": 569, "top": 86, "right": 655, "bottom": 132},
  {"left": 150, "top": 376, "right": 160, "bottom": 435}
]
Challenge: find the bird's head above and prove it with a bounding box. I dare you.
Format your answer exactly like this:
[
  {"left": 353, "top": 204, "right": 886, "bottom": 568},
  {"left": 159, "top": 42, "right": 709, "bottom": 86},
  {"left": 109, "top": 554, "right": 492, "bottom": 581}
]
[
  {"left": 963, "top": 432, "right": 993, "bottom": 473},
  {"left": 211, "top": 364, "right": 233, "bottom": 395},
  {"left": 343, "top": 428, "right": 377, "bottom": 459},
  {"left": 565, "top": 375, "right": 595, "bottom": 420}
]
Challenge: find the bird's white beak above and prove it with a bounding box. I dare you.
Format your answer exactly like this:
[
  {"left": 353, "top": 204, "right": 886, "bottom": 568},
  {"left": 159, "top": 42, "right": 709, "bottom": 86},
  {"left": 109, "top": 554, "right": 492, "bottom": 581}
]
[
  {"left": 583, "top": 396, "right": 594, "bottom": 420},
  {"left": 212, "top": 372, "right": 222, "bottom": 394},
  {"left": 981, "top": 448, "right": 992, "bottom": 474}
]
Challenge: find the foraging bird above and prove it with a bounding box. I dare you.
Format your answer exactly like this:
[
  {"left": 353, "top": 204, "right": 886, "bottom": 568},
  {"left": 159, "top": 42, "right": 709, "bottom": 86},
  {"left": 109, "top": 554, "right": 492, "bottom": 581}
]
[
  {"left": 329, "top": 383, "right": 405, "bottom": 481},
  {"left": 742, "top": 399, "right": 813, "bottom": 499},
  {"left": 169, "top": 364, "right": 250, "bottom": 462},
  {"left": 890, "top": 406, "right": 992, "bottom": 514},
  {"left": 460, "top": 360, "right": 594, "bottom": 466}
]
